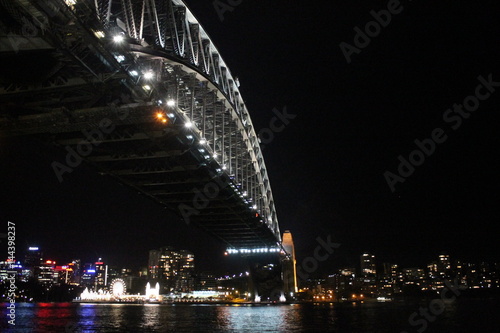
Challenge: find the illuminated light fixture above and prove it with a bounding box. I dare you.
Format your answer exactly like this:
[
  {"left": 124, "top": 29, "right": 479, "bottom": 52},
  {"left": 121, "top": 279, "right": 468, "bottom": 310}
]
[
  {"left": 129, "top": 70, "right": 138, "bottom": 76},
  {"left": 143, "top": 85, "right": 151, "bottom": 91},
  {"left": 94, "top": 30, "right": 105, "bottom": 38},
  {"left": 252, "top": 205, "right": 257, "bottom": 210},
  {"left": 185, "top": 122, "right": 192, "bottom": 128},
  {"left": 113, "top": 35, "right": 124, "bottom": 43},
  {"left": 199, "top": 138, "right": 206, "bottom": 145},
  {"left": 166, "top": 99, "right": 175, "bottom": 107},
  {"left": 186, "top": 135, "right": 193, "bottom": 139},
  {"left": 167, "top": 113, "right": 175, "bottom": 118},
  {"left": 156, "top": 112, "right": 164, "bottom": 119},
  {"left": 115, "top": 55, "right": 125, "bottom": 62},
  {"left": 143, "top": 71, "right": 154, "bottom": 80},
  {"left": 65, "top": 0, "right": 76, "bottom": 6},
  {"left": 222, "top": 165, "right": 227, "bottom": 170},
  {"left": 29, "top": 247, "right": 39, "bottom": 251},
  {"left": 213, "top": 153, "right": 218, "bottom": 158},
  {"left": 243, "top": 191, "right": 247, "bottom": 197}
]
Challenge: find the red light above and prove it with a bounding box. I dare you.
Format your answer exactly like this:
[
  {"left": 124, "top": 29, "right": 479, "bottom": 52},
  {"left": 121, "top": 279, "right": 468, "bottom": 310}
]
[{"left": 95, "top": 262, "right": 104, "bottom": 265}]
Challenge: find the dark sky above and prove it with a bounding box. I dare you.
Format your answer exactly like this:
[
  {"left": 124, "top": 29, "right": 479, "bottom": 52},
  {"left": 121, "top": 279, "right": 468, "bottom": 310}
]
[{"left": 1, "top": 0, "right": 499, "bottom": 276}]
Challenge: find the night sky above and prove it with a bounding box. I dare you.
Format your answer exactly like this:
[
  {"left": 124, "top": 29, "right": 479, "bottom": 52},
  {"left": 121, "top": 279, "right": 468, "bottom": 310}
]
[{"left": 1, "top": 1, "right": 499, "bottom": 276}]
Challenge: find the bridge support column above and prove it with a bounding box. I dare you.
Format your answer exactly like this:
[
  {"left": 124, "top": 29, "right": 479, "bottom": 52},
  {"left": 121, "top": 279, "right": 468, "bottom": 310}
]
[{"left": 246, "top": 256, "right": 283, "bottom": 302}]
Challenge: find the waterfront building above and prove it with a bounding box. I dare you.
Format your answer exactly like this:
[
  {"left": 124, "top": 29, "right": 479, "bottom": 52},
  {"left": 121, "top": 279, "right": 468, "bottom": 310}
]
[
  {"left": 148, "top": 246, "right": 195, "bottom": 293},
  {"left": 94, "top": 259, "right": 108, "bottom": 290},
  {"left": 360, "top": 253, "right": 376, "bottom": 276}
]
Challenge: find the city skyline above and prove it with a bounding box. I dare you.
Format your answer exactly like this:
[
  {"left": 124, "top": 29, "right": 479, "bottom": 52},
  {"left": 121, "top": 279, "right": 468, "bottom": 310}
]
[{"left": 6, "top": 243, "right": 499, "bottom": 282}]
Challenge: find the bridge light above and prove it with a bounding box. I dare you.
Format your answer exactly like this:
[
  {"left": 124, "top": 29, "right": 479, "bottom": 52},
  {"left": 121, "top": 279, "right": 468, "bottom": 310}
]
[
  {"left": 115, "top": 55, "right": 125, "bottom": 63},
  {"left": 130, "top": 70, "right": 138, "bottom": 76},
  {"left": 143, "top": 85, "right": 151, "bottom": 91},
  {"left": 185, "top": 122, "right": 192, "bottom": 128},
  {"left": 213, "top": 153, "right": 217, "bottom": 158},
  {"left": 113, "top": 35, "right": 124, "bottom": 43},
  {"left": 199, "top": 138, "right": 206, "bottom": 145},
  {"left": 143, "top": 71, "right": 154, "bottom": 80},
  {"left": 222, "top": 165, "right": 227, "bottom": 170},
  {"left": 166, "top": 99, "right": 175, "bottom": 107},
  {"left": 94, "top": 30, "right": 105, "bottom": 38}
]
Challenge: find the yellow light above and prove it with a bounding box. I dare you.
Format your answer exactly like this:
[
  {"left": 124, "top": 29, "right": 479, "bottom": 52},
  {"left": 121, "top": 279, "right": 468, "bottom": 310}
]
[
  {"left": 156, "top": 112, "right": 164, "bottom": 119},
  {"left": 162, "top": 119, "right": 167, "bottom": 123}
]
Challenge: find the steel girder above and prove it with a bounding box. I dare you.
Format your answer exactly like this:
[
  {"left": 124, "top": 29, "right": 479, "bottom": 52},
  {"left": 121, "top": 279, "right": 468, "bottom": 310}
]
[{"left": 0, "top": 0, "right": 282, "bottom": 248}]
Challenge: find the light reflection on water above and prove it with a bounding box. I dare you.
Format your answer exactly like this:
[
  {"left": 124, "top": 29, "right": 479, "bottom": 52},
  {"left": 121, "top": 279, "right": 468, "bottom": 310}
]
[{"left": 1, "top": 299, "right": 499, "bottom": 332}]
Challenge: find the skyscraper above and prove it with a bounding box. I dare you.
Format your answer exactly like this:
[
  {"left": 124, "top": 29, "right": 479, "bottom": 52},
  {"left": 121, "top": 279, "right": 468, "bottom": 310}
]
[
  {"left": 360, "top": 253, "right": 376, "bottom": 276},
  {"left": 148, "top": 246, "right": 195, "bottom": 293},
  {"left": 94, "top": 258, "right": 108, "bottom": 290}
]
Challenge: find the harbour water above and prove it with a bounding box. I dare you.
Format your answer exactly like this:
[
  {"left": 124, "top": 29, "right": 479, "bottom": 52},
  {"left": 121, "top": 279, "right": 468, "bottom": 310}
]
[{"left": 1, "top": 297, "right": 499, "bottom": 332}]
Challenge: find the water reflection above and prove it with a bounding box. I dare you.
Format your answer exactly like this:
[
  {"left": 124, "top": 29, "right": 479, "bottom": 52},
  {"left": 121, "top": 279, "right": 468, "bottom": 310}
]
[{"left": 0, "top": 299, "right": 497, "bottom": 332}]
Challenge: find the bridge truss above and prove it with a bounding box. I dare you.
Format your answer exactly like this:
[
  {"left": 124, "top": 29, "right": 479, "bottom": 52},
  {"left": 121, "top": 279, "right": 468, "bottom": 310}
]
[{"left": 0, "top": 0, "right": 282, "bottom": 250}]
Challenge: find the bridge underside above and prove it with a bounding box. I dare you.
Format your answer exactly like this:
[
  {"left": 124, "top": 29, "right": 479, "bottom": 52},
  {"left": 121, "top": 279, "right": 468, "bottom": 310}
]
[{"left": 0, "top": 0, "right": 282, "bottom": 250}]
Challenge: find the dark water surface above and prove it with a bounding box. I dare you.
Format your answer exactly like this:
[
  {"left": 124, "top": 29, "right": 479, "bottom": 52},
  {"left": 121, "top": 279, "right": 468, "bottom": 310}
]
[{"left": 1, "top": 298, "right": 499, "bottom": 332}]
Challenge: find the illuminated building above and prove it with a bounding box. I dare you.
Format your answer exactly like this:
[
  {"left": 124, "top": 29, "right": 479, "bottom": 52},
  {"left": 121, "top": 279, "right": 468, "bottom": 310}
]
[
  {"left": 360, "top": 253, "right": 376, "bottom": 276},
  {"left": 38, "top": 260, "right": 58, "bottom": 284},
  {"left": 24, "top": 246, "right": 42, "bottom": 279},
  {"left": 196, "top": 272, "right": 216, "bottom": 291},
  {"left": 81, "top": 263, "right": 96, "bottom": 288},
  {"left": 175, "top": 250, "right": 195, "bottom": 292},
  {"left": 94, "top": 259, "right": 108, "bottom": 290},
  {"left": 282, "top": 230, "right": 298, "bottom": 295},
  {"left": 438, "top": 254, "right": 451, "bottom": 277},
  {"left": 148, "top": 249, "right": 161, "bottom": 279},
  {"left": 148, "top": 246, "right": 195, "bottom": 293}
]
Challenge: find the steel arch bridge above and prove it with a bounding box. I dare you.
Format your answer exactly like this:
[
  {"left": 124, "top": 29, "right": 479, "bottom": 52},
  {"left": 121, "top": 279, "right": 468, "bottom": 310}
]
[{"left": 0, "top": 0, "right": 282, "bottom": 252}]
